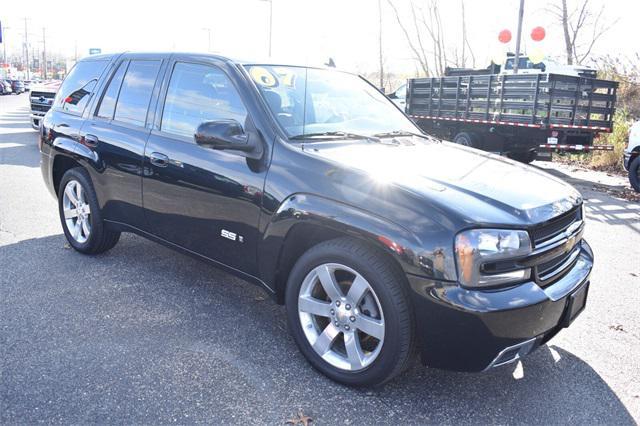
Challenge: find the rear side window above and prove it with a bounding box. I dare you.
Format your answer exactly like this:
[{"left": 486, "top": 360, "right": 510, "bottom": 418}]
[
  {"left": 114, "top": 60, "right": 161, "bottom": 126},
  {"left": 161, "top": 62, "right": 247, "bottom": 139},
  {"left": 97, "top": 61, "right": 127, "bottom": 119},
  {"left": 54, "top": 60, "right": 109, "bottom": 115}
]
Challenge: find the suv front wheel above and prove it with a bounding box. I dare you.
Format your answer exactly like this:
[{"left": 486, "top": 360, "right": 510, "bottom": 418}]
[
  {"left": 58, "top": 168, "right": 121, "bottom": 254},
  {"left": 285, "top": 238, "right": 415, "bottom": 386},
  {"left": 629, "top": 156, "right": 640, "bottom": 192}
]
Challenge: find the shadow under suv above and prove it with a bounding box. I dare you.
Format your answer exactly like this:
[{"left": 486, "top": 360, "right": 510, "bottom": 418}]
[{"left": 40, "top": 52, "right": 592, "bottom": 386}]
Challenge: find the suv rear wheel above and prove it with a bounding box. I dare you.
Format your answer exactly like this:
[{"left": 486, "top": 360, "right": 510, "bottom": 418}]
[
  {"left": 285, "top": 238, "right": 414, "bottom": 387},
  {"left": 58, "top": 168, "right": 120, "bottom": 254}
]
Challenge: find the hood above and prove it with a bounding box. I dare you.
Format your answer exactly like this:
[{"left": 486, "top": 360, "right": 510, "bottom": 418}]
[{"left": 304, "top": 138, "right": 582, "bottom": 226}]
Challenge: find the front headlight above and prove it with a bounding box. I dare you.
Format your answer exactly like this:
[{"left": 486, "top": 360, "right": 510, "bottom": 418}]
[{"left": 455, "top": 229, "right": 532, "bottom": 288}]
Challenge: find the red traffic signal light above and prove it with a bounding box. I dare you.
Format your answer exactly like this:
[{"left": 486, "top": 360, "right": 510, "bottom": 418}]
[
  {"left": 531, "top": 26, "right": 546, "bottom": 42},
  {"left": 498, "top": 29, "right": 512, "bottom": 44}
]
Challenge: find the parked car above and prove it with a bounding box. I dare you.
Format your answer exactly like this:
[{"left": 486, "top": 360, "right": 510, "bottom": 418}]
[
  {"left": 40, "top": 52, "right": 593, "bottom": 386},
  {"left": 9, "top": 79, "right": 26, "bottom": 94},
  {"left": 1, "top": 80, "right": 13, "bottom": 95},
  {"left": 624, "top": 119, "right": 640, "bottom": 192},
  {"left": 29, "top": 81, "right": 60, "bottom": 129}
]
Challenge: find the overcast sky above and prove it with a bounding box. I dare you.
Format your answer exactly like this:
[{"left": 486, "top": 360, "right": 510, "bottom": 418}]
[{"left": 1, "top": 0, "right": 638, "bottom": 75}]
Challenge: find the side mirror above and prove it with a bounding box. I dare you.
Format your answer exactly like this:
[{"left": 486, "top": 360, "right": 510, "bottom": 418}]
[{"left": 194, "top": 120, "right": 253, "bottom": 152}]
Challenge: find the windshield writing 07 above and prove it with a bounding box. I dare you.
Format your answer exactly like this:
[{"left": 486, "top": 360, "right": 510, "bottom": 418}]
[{"left": 245, "top": 65, "right": 420, "bottom": 140}]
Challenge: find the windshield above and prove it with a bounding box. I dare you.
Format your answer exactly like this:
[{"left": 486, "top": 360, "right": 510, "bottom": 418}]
[
  {"left": 504, "top": 57, "right": 545, "bottom": 71},
  {"left": 244, "top": 65, "right": 420, "bottom": 139}
]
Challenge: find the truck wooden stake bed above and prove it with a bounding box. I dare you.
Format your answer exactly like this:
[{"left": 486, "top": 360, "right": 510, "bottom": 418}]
[{"left": 405, "top": 73, "right": 618, "bottom": 163}]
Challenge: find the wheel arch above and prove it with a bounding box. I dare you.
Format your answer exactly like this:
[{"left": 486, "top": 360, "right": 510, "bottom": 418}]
[
  {"left": 50, "top": 133, "right": 102, "bottom": 197},
  {"left": 52, "top": 154, "right": 83, "bottom": 197},
  {"left": 259, "top": 193, "right": 424, "bottom": 304}
]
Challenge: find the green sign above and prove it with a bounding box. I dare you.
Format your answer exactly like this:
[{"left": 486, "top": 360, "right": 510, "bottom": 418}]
[{"left": 89, "top": 48, "right": 102, "bottom": 55}]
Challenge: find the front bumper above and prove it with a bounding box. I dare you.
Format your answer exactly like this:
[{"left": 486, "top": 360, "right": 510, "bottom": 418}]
[
  {"left": 407, "top": 240, "right": 593, "bottom": 372},
  {"left": 30, "top": 113, "right": 46, "bottom": 130}
]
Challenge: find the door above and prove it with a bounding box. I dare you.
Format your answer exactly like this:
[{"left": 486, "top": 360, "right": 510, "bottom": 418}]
[
  {"left": 80, "top": 58, "right": 163, "bottom": 229},
  {"left": 142, "top": 60, "right": 266, "bottom": 275}
]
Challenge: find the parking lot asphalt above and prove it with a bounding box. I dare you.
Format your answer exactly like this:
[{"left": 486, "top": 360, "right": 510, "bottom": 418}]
[{"left": 1, "top": 93, "right": 639, "bottom": 424}]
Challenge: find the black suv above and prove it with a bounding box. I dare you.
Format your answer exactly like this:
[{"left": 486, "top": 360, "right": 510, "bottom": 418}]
[{"left": 40, "top": 53, "right": 592, "bottom": 386}]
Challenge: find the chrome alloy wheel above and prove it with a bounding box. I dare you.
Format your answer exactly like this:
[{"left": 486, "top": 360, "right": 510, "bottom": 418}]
[
  {"left": 298, "top": 263, "right": 385, "bottom": 371},
  {"left": 62, "top": 180, "right": 92, "bottom": 244}
]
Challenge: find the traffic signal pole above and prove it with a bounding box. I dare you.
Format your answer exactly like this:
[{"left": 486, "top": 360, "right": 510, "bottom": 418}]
[{"left": 513, "top": 0, "right": 525, "bottom": 74}]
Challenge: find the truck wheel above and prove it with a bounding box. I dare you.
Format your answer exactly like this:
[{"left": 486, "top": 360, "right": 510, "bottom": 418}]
[
  {"left": 453, "top": 132, "right": 479, "bottom": 148},
  {"left": 58, "top": 168, "right": 121, "bottom": 254},
  {"left": 629, "top": 156, "right": 640, "bottom": 192},
  {"left": 285, "top": 237, "right": 415, "bottom": 387},
  {"left": 509, "top": 150, "right": 537, "bottom": 164}
]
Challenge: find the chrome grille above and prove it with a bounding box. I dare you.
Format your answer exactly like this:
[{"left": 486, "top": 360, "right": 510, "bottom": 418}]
[
  {"left": 30, "top": 91, "right": 55, "bottom": 115},
  {"left": 30, "top": 91, "right": 56, "bottom": 99},
  {"left": 532, "top": 205, "right": 583, "bottom": 287},
  {"left": 31, "top": 104, "right": 50, "bottom": 113},
  {"left": 531, "top": 206, "right": 582, "bottom": 246}
]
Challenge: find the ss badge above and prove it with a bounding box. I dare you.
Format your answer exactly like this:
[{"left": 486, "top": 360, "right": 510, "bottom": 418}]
[{"left": 221, "top": 229, "right": 243, "bottom": 243}]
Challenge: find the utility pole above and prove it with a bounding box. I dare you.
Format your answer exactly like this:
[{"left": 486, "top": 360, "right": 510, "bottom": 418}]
[
  {"left": 259, "top": 0, "right": 273, "bottom": 57},
  {"left": 42, "top": 27, "right": 46, "bottom": 79},
  {"left": 24, "top": 17, "right": 30, "bottom": 80},
  {"left": 378, "top": 0, "right": 384, "bottom": 90},
  {"left": 513, "top": 0, "right": 525, "bottom": 74}
]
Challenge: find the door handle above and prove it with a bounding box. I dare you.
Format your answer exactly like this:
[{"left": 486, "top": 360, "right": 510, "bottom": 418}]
[
  {"left": 149, "top": 152, "right": 169, "bottom": 167},
  {"left": 84, "top": 134, "right": 99, "bottom": 148}
]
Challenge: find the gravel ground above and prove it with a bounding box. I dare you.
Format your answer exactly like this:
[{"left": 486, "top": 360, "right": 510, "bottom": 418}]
[{"left": 1, "top": 94, "right": 639, "bottom": 424}]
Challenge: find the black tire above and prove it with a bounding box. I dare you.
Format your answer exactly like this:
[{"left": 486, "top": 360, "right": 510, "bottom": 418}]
[
  {"left": 629, "top": 156, "right": 640, "bottom": 192},
  {"left": 285, "top": 237, "right": 415, "bottom": 387},
  {"left": 509, "top": 150, "right": 537, "bottom": 164},
  {"left": 58, "top": 167, "right": 120, "bottom": 254},
  {"left": 453, "top": 131, "right": 479, "bottom": 148}
]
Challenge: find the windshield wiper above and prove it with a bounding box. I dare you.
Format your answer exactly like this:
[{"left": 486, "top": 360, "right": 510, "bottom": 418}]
[
  {"left": 290, "top": 131, "right": 380, "bottom": 143},
  {"left": 373, "top": 130, "right": 432, "bottom": 140}
]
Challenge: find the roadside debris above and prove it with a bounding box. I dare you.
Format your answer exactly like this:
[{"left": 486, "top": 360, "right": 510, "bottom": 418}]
[{"left": 286, "top": 410, "right": 313, "bottom": 426}]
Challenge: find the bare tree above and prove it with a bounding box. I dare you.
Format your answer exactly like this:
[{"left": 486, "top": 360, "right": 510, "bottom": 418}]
[
  {"left": 387, "top": 0, "right": 475, "bottom": 76},
  {"left": 548, "top": 0, "right": 616, "bottom": 65}
]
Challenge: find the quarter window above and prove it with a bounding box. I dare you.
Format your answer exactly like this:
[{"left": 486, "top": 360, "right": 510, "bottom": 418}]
[
  {"left": 114, "top": 60, "right": 161, "bottom": 126},
  {"left": 97, "top": 61, "right": 127, "bottom": 119},
  {"left": 161, "top": 63, "right": 247, "bottom": 139},
  {"left": 54, "top": 60, "right": 109, "bottom": 115}
]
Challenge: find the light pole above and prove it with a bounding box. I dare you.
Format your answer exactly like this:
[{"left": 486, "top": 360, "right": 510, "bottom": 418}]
[
  {"left": 202, "top": 27, "right": 212, "bottom": 52},
  {"left": 42, "top": 27, "right": 46, "bottom": 79},
  {"left": 259, "top": 0, "right": 273, "bottom": 57},
  {"left": 2, "top": 25, "right": 9, "bottom": 67},
  {"left": 24, "top": 17, "right": 30, "bottom": 80}
]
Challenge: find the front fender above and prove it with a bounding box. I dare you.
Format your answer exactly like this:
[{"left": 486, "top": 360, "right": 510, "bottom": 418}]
[{"left": 258, "top": 193, "right": 453, "bottom": 296}]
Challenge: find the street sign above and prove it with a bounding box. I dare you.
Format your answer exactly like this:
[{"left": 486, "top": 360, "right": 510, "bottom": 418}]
[{"left": 88, "top": 48, "right": 101, "bottom": 55}]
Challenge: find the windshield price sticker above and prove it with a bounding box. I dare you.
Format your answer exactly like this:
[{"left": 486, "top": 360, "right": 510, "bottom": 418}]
[{"left": 249, "top": 66, "right": 278, "bottom": 88}]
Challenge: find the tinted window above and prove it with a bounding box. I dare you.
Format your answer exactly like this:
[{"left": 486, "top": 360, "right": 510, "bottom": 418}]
[
  {"left": 161, "top": 63, "right": 247, "bottom": 138},
  {"left": 114, "top": 60, "right": 161, "bottom": 126},
  {"left": 55, "top": 60, "right": 109, "bottom": 115},
  {"left": 97, "top": 61, "right": 127, "bottom": 119}
]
